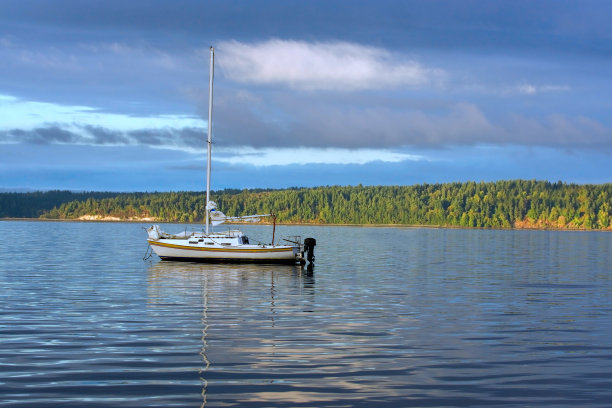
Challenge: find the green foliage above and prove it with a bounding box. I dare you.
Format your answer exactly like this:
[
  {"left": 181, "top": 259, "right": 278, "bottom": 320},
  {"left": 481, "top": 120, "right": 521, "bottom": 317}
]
[
  {"left": 0, "top": 190, "right": 118, "bottom": 218},
  {"left": 1, "top": 180, "right": 611, "bottom": 230}
]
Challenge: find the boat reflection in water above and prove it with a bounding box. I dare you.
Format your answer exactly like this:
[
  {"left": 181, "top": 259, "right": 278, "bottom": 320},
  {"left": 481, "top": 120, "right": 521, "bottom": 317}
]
[{"left": 146, "top": 261, "right": 315, "bottom": 407}]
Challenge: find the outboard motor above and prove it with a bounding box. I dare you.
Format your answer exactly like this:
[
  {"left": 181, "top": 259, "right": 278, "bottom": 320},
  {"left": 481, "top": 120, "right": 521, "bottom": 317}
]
[{"left": 303, "top": 238, "right": 316, "bottom": 265}]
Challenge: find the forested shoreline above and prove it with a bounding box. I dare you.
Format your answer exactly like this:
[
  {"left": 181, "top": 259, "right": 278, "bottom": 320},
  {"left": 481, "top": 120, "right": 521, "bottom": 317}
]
[{"left": 1, "top": 180, "right": 610, "bottom": 230}]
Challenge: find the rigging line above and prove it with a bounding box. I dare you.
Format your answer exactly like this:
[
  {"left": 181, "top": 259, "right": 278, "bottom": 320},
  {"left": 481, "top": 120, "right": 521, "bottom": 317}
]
[{"left": 142, "top": 243, "right": 153, "bottom": 260}]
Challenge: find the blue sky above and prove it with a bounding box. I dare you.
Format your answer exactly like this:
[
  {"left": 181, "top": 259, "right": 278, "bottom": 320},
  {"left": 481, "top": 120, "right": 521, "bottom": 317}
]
[{"left": 1, "top": 0, "right": 611, "bottom": 191}]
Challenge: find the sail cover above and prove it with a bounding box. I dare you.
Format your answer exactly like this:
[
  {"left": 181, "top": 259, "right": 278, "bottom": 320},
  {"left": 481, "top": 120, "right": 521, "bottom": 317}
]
[{"left": 207, "top": 201, "right": 269, "bottom": 226}]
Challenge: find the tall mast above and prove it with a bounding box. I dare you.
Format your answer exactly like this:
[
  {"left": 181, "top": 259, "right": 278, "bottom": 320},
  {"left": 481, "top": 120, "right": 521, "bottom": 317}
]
[{"left": 205, "top": 46, "right": 214, "bottom": 234}]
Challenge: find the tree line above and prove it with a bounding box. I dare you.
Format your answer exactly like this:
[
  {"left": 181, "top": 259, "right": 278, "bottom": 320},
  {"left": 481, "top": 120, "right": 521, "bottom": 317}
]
[
  {"left": 0, "top": 190, "right": 118, "bottom": 218},
  {"left": 1, "top": 180, "right": 610, "bottom": 229}
]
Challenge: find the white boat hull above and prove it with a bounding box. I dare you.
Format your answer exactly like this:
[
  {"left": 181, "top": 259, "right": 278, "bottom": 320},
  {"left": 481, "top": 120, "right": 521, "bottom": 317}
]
[{"left": 148, "top": 238, "right": 301, "bottom": 264}]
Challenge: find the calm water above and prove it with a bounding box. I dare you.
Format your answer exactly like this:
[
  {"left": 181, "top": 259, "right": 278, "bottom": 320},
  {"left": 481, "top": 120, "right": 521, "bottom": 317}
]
[{"left": 1, "top": 221, "right": 611, "bottom": 407}]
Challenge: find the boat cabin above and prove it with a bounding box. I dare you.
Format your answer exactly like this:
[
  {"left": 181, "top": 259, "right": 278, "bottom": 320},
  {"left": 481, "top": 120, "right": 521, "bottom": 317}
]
[{"left": 186, "top": 230, "right": 251, "bottom": 246}]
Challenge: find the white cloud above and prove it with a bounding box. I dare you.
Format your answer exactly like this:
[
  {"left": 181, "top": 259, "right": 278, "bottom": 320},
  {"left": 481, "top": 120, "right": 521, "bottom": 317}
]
[
  {"left": 458, "top": 82, "right": 572, "bottom": 96},
  {"left": 215, "top": 147, "right": 422, "bottom": 166},
  {"left": 514, "top": 83, "right": 571, "bottom": 95},
  {"left": 0, "top": 94, "right": 204, "bottom": 133},
  {"left": 218, "top": 39, "right": 444, "bottom": 91},
  {"left": 0, "top": 35, "right": 14, "bottom": 47},
  {"left": 0, "top": 94, "right": 208, "bottom": 152}
]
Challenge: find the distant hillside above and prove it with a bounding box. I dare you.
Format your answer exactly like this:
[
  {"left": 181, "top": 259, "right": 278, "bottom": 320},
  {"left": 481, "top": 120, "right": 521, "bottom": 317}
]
[
  {"left": 1, "top": 181, "right": 610, "bottom": 230},
  {"left": 0, "top": 190, "right": 118, "bottom": 218}
]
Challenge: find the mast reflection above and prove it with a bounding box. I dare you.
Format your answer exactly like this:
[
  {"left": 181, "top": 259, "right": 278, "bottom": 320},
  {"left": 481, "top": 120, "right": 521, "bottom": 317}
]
[{"left": 146, "top": 261, "right": 315, "bottom": 406}]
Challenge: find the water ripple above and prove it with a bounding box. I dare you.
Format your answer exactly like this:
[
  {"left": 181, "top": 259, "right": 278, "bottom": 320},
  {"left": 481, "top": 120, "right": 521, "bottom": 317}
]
[{"left": 1, "top": 222, "right": 611, "bottom": 406}]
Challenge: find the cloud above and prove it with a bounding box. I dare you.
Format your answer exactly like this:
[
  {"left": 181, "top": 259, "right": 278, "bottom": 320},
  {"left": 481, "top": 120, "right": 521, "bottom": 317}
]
[
  {"left": 210, "top": 94, "right": 500, "bottom": 148},
  {"left": 210, "top": 89, "right": 612, "bottom": 151},
  {"left": 3, "top": 91, "right": 610, "bottom": 154},
  {"left": 0, "top": 93, "right": 208, "bottom": 151},
  {"left": 219, "top": 39, "right": 445, "bottom": 91},
  {"left": 1, "top": 125, "right": 205, "bottom": 151},
  {"left": 458, "top": 82, "right": 572, "bottom": 96},
  {"left": 513, "top": 84, "right": 571, "bottom": 95},
  {"left": 506, "top": 113, "right": 611, "bottom": 148},
  {"left": 126, "top": 127, "right": 205, "bottom": 150},
  {"left": 83, "top": 125, "right": 129, "bottom": 145},
  {"left": 215, "top": 147, "right": 421, "bottom": 166},
  {"left": 4, "top": 127, "right": 80, "bottom": 145},
  {"left": 292, "top": 102, "right": 498, "bottom": 148},
  {"left": 0, "top": 36, "right": 14, "bottom": 48},
  {"left": 0, "top": 94, "right": 204, "bottom": 129}
]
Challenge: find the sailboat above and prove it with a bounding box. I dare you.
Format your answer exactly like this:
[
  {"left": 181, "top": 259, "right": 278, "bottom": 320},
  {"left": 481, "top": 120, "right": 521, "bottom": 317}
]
[{"left": 145, "top": 46, "right": 315, "bottom": 265}]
